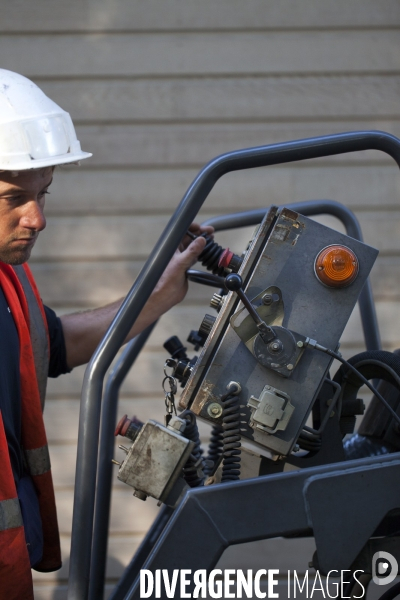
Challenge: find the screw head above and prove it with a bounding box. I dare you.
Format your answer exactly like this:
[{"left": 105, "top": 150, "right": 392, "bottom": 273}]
[
  {"left": 268, "top": 340, "right": 283, "bottom": 354},
  {"left": 207, "top": 402, "right": 223, "bottom": 418},
  {"left": 297, "top": 341, "right": 304, "bottom": 348},
  {"left": 287, "top": 363, "right": 294, "bottom": 371},
  {"left": 262, "top": 294, "right": 273, "bottom": 305}
]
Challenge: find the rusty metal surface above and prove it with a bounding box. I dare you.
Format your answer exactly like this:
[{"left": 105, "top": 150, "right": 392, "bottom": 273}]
[{"left": 117, "top": 420, "right": 193, "bottom": 501}]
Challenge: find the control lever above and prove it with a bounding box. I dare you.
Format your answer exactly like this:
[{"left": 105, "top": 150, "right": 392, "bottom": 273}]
[{"left": 224, "top": 273, "right": 277, "bottom": 344}]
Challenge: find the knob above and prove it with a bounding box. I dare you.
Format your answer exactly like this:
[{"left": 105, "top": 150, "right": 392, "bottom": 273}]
[
  {"left": 198, "top": 314, "right": 216, "bottom": 340},
  {"left": 210, "top": 293, "right": 223, "bottom": 312},
  {"left": 218, "top": 248, "right": 243, "bottom": 272},
  {"left": 224, "top": 273, "right": 243, "bottom": 292},
  {"left": 163, "top": 336, "right": 188, "bottom": 360},
  {"left": 115, "top": 415, "right": 143, "bottom": 441}
]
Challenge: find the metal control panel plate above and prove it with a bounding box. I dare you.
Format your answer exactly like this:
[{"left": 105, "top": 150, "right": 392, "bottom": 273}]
[{"left": 179, "top": 207, "right": 378, "bottom": 456}]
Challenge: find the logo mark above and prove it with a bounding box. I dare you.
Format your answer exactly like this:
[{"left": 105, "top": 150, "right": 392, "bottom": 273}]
[{"left": 372, "top": 551, "right": 398, "bottom": 586}]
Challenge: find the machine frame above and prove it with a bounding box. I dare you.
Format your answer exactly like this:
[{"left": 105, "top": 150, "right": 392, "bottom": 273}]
[{"left": 66, "top": 131, "right": 400, "bottom": 600}]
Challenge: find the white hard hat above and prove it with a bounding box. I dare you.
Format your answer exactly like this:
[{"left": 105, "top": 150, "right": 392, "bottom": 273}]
[{"left": 0, "top": 69, "right": 92, "bottom": 170}]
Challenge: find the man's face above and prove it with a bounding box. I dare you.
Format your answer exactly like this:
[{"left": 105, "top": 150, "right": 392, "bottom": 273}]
[{"left": 0, "top": 167, "right": 51, "bottom": 264}]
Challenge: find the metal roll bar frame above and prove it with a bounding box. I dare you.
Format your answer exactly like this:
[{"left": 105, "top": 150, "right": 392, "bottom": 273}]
[
  {"left": 90, "top": 199, "right": 379, "bottom": 600},
  {"left": 68, "top": 131, "right": 400, "bottom": 600}
]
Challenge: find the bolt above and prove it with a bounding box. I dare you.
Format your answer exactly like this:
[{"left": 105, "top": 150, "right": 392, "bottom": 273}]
[
  {"left": 207, "top": 403, "right": 223, "bottom": 418},
  {"left": 293, "top": 444, "right": 300, "bottom": 452},
  {"left": 118, "top": 445, "right": 130, "bottom": 454},
  {"left": 297, "top": 340, "right": 304, "bottom": 348},
  {"left": 262, "top": 294, "right": 273, "bottom": 305},
  {"left": 287, "top": 364, "right": 294, "bottom": 371},
  {"left": 111, "top": 459, "right": 121, "bottom": 466},
  {"left": 268, "top": 340, "right": 283, "bottom": 354},
  {"left": 167, "top": 416, "right": 186, "bottom": 433}
]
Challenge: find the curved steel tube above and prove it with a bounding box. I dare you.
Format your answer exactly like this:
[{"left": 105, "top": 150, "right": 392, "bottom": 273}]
[
  {"left": 88, "top": 323, "right": 157, "bottom": 600},
  {"left": 68, "top": 130, "right": 400, "bottom": 599},
  {"left": 92, "top": 200, "right": 380, "bottom": 600},
  {"left": 203, "top": 199, "right": 381, "bottom": 351}
]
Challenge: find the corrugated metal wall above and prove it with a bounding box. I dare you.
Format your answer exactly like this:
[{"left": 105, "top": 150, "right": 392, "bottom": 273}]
[{"left": 1, "top": 1, "right": 400, "bottom": 597}]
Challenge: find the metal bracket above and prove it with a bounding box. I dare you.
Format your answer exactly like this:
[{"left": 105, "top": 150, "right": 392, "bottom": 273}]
[{"left": 230, "top": 286, "right": 306, "bottom": 377}]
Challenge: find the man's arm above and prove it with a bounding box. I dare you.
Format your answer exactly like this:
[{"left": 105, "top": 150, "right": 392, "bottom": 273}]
[{"left": 60, "top": 229, "right": 209, "bottom": 369}]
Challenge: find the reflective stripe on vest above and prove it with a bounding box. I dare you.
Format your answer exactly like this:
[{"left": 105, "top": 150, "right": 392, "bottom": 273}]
[
  {"left": 13, "top": 265, "right": 49, "bottom": 411},
  {"left": 25, "top": 445, "right": 51, "bottom": 477},
  {"left": 0, "top": 498, "right": 23, "bottom": 531}
]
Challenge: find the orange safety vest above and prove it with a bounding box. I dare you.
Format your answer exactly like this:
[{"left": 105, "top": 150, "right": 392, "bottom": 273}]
[{"left": 0, "top": 262, "right": 61, "bottom": 600}]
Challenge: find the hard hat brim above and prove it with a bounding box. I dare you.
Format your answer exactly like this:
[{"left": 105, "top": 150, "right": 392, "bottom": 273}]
[{"left": 0, "top": 150, "right": 93, "bottom": 171}]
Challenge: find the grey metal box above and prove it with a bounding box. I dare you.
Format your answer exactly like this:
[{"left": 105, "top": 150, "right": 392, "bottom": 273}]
[{"left": 179, "top": 207, "right": 378, "bottom": 456}]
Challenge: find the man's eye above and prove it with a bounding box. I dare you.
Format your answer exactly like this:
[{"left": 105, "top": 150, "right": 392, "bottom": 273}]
[{"left": 5, "top": 195, "right": 23, "bottom": 203}]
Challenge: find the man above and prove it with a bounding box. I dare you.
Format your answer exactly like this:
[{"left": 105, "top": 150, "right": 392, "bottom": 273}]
[{"left": 0, "top": 69, "right": 209, "bottom": 598}]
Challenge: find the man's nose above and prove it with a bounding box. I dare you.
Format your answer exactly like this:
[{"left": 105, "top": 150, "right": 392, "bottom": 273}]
[{"left": 20, "top": 200, "right": 46, "bottom": 231}]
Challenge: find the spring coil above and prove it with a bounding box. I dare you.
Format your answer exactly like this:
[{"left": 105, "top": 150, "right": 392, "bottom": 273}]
[
  {"left": 180, "top": 410, "right": 204, "bottom": 487},
  {"left": 198, "top": 234, "right": 226, "bottom": 276},
  {"left": 221, "top": 390, "right": 242, "bottom": 482},
  {"left": 204, "top": 424, "right": 223, "bottom": 476}
]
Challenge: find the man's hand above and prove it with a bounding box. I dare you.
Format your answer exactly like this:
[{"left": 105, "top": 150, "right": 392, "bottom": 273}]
[
  {"left": 60, "top": 223, "right": 214, "bottom": 369},
  {"left": 151, "top": 222, "right": 213, "bottom": 311}
]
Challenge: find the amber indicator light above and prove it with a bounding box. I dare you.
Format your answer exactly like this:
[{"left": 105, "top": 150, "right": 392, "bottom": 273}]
[{"left": 315, "top": 245, "right": 359, "bottom": 288}]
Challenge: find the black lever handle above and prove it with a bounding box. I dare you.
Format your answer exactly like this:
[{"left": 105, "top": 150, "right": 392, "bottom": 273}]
[{"left": 224, "top": 274, "right": 276, "bottom": 343}]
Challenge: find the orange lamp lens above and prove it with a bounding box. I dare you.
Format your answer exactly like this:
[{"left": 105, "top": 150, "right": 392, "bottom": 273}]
[{"left": 315, "top": 245, "right": 359, "bottom": 288}]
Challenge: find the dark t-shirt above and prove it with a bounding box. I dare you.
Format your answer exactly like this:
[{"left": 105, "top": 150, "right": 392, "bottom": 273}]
[
  {"left": 0, "top": 286, "right": 70, "bottom": 481},
  {"left": 0, "top": 286, "right": 70, "bottom": 565}
]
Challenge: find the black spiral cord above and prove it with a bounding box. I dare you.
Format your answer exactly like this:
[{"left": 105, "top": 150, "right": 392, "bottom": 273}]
[
  {"left": 220, "top": 385, "right": 242, "bottom": 482},
  {"left": 180, "top": 410, "right": 205, "bottom": 488},
  {"left": 204, "top": 424, "right": 224, "bottom": 476}
]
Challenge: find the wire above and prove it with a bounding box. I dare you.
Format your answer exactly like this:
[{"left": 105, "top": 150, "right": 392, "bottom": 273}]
[
  {"left": 306, "top": 340, "right": 400, "bottom": 428},
  {"left": 350, "top": 359, "right": 400, "bottom": 392}
]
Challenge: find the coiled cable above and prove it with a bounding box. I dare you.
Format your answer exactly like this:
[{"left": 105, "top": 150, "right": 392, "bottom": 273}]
[
  {"left": 221, "top": 384, "right": 242, "bottom": 482},
  {"left": 204, "top": 424, "right": 223, "bottom": 476},
  {"left": 180, "top": 410, "right": 204, "bottom": 488}
]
